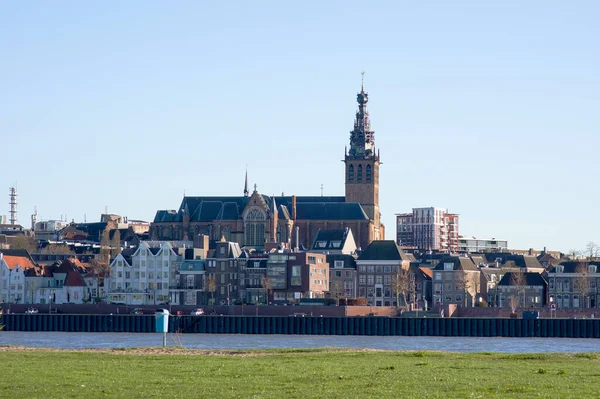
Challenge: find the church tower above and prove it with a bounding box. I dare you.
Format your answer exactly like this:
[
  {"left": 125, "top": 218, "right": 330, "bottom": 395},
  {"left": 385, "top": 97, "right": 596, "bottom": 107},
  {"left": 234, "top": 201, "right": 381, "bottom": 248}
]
[{"left": 344, "top": 73, "right": 382, "bottom": 239}]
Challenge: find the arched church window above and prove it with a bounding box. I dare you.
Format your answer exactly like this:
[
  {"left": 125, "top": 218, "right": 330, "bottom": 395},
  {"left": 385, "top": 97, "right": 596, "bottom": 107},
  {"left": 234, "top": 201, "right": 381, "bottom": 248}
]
[
  {"left": 245, "top": 208, "right": 266, "bottom": 221},
  {"left": 366, "top": 165, "right": 372, "bottom": 182},
  {"left": 357, "top": 165, "right": 363, "bottom": 182},
  {"left": 244, "top": 207, "right": 266, "bottom": 246},
  {"left": 348, "top": 165, "right": 354, "bottom": 181}
]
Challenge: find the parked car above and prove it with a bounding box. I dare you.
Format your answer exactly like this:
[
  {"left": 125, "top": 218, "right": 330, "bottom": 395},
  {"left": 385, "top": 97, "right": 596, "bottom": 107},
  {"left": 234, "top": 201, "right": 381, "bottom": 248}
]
[
  {"left": 190, "top": 308, "right": 205, "bottom": 316},
  {"left": 25, "top": 307, "right": 39, "bottom": 314},
  {"left": 130, "top": 308, "right": 143, "bottom": 315}
]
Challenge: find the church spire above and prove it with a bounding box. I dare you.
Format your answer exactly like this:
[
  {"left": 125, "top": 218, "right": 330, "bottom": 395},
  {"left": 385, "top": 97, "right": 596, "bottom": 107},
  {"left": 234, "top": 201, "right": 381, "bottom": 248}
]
[
  {"left": 348, "top": 72, "right": 375, "bottom": 157},
  {"left": 243, "top": 166, "right": 249, "bottom": 197}
]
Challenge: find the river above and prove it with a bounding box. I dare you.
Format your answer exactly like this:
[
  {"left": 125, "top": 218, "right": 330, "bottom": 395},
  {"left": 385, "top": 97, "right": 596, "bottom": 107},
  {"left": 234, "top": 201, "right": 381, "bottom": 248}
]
[{"left": 1, "top": 332, "right": 598, "bottom": 352}]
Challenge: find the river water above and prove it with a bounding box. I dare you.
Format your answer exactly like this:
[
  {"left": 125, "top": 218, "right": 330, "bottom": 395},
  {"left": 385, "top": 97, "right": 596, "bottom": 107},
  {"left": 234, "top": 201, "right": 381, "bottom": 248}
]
[{"left": 1, "top": 332, "right": 598, "bottom": 352}]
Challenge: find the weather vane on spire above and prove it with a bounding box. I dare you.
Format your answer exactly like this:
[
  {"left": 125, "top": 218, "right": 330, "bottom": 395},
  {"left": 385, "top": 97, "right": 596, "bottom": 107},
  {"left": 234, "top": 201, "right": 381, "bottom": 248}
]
[{"left": 361, "top": 71, "right": 365, "bottom": 91}]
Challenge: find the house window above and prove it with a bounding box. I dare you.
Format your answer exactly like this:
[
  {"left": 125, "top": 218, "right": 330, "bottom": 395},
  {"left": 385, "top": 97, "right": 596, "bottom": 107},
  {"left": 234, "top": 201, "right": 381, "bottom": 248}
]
[
  {"left": 366, "top": 165, "right": 372, "bottom": 182},
  {"left": 359, "top": 275, "right": 366, "bottom": 285},
  {"left": 348, "top": 165, "right": 354, "bottom": 181},
  {"left": 186, "top": 275, "right": 194, "bottom": 289},
  {"left": 344, "top": 281, "right": 354, "bottom": 297},
  {"left": 367, "top": 275, "right": 374, "bottom": 285},
  {"left": 357, "top": 165, "right": 363, "bottom": 182}
]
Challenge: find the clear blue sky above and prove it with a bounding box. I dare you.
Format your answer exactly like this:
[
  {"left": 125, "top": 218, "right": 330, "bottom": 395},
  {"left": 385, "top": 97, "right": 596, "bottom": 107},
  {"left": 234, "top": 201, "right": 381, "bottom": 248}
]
[{"left": 1, "top": 1, "right": 598, "bottom": 253}]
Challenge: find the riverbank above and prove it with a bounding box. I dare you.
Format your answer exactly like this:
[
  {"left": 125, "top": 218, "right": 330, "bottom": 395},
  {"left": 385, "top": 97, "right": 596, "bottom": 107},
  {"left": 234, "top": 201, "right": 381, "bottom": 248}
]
[{"left": 1, "top": 347, "right": 599, "bottom": 398}]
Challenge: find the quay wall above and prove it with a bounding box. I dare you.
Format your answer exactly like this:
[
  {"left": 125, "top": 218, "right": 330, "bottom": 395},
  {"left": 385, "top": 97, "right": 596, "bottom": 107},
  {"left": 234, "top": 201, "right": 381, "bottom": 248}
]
[{"left": 2, "top": 314, "right": 600, "bottom": 338}]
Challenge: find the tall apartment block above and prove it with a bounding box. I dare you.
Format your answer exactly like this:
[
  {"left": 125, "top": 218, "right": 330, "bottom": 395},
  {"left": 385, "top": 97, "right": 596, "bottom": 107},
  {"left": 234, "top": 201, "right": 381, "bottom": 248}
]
[{"left": 396, "top": 207, "right": 459, "bottom": 252}]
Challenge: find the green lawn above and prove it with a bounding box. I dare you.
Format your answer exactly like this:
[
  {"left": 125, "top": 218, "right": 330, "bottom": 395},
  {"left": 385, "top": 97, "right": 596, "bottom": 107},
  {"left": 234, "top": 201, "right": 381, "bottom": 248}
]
[{"left": 1, "top": 347, "right": 599, "bottom": 398}]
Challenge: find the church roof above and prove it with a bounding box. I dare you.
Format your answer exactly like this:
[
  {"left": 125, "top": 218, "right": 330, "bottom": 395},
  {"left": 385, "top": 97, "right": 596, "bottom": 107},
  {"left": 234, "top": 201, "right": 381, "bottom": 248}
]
[
  {"left": 153, "top": 195, "right": 351, "bottom": 223},
  {"left": 293, "top": 202, "right": 368, "bottom": 220}
]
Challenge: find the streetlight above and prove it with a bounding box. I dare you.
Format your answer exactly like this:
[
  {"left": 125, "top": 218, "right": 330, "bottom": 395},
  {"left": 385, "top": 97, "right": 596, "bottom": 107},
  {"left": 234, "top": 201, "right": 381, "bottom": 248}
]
[
  {"left": 549, "top": 296, "right": 555, "bottom": 319},
  {"left": 227, "top": 283, "right": 231, "bottom": 306}
]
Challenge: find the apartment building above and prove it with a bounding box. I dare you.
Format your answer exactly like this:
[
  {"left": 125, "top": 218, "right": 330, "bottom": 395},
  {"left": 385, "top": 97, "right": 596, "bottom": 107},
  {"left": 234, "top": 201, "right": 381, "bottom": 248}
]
[{"left": 396, "top": 207, "right": 459, "bottom": 252}]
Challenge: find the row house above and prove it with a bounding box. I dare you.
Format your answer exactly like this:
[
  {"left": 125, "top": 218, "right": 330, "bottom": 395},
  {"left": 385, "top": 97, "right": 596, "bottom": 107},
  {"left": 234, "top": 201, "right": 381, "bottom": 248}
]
[
  {"left": 356, "top": 240, "right": 412, "bottom": 307},
  {"left": 0, "top": 252, "right": 37, "bottom": 303},
  {"left": 206, "top": 239, "right": 246, "bottom": 305},
  {"left": 0, "top": 253, "right": 97, "bottom": 305},
  {"left": 474, "top": 253, "right": 544, "bottom": 306},
  {"left": 547, "top": 261, "right": 600, "bottom": 308},
  {"left": 497, "top": 272, "right": 548, "bottom": 308},
  {"left": 271, "top": 251, "right": 329, "bottom": 303},
  {"left": 328, "top": 254, "right": 357, "bottom": 301},
  {"left": 173, "top": 259, "right": 207, "bottom": 306},
  {"left": 108, "top": 241, "right": 186, "bottom": 306},
  {"left": 432, "top": 256, "right": 480, "bottom": 307},
  {"left": 35, "top": 259, "right": 90, "bottom": 304}
]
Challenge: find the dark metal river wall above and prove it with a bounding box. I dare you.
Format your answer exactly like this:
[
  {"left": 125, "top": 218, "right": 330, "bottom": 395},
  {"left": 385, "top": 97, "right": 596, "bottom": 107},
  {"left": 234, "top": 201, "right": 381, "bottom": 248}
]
[{"left": 2, "top": 314, "right": 600, "bottom": 338}]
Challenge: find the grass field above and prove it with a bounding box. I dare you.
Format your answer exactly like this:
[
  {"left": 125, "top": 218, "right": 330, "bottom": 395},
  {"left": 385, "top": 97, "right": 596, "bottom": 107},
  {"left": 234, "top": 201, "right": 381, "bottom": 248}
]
[{"left": 1, "top": 347, "right": 599, "bottom": 398}]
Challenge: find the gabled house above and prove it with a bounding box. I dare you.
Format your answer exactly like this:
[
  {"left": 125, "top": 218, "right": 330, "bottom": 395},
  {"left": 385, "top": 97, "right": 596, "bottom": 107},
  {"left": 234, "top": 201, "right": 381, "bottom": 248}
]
[
  {"left": 356, "top": 240, "right": 412, "bottom": 306},
  {"left": 547, "top": 261, "right": 600, "bottom": 308},
  {"left": 107, "top": 241, "right": 184, "bottom": 306},
  {"left": 0, "top": 252, "right": 38, "bottom": 303},
  {"left": 311, "top": 228, "right": 357, "bottom": 255},
  {"left": 497, "top": 272, "right": 547, "bottom": 308},
  {"left": 432, "top": 256, "right": 480, "bottom": 307}
]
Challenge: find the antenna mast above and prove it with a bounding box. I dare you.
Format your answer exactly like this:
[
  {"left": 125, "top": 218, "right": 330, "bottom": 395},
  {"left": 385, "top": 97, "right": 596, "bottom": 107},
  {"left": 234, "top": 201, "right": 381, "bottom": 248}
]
[{"left": 9, "top": 186, "right": 17, "bottom": 225}]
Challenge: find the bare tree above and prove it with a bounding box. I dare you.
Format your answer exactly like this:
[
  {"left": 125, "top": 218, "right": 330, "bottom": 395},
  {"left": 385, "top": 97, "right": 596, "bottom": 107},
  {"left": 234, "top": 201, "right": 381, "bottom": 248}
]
[
  {"left": 9, "top": 236, "right": 37, "bottom": 253},
  {"left": 99, "top": 229, "right": 111, "bottom": 264},
  {"left": 510, "top": 271, "right": 527, "bottom": 307},
  {"left": 573, "top": 262, "right": 591, "bottom": 308},
  {"left": 261, "top": 275, "right": 273, "bottom": 305},
  {"left": 392, "top": 266, "right": 411, "bottom": 309},
  {"left": 330, "top": 280, "right": 344, "bottom": 305},
  {"left": 110, "top": 230, "right": 121, "bottom": 258},
  {"left": 585, "top": 242, "right": 599, "bottom": 260},
  {"left": 38, "top": 243, "right": 75, "bottom": 255},
  {"left": 206, "top": 275, "right": 217, "bottom": 305},
  {"left": 87, "top": 258, "right": 110, "bottom": 303}
]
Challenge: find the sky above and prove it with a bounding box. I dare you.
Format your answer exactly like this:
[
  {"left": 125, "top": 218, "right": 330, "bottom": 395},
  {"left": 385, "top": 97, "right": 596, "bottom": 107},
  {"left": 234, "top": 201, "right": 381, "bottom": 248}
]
[{"left": 1, "top": 1, "right": 598, "bottom": 253}]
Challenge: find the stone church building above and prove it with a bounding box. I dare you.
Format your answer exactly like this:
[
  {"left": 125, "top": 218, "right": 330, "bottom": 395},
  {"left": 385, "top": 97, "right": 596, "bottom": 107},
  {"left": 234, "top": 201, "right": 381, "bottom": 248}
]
[{"left": 150, "top": 81, "right": 384, "bottom": 250}]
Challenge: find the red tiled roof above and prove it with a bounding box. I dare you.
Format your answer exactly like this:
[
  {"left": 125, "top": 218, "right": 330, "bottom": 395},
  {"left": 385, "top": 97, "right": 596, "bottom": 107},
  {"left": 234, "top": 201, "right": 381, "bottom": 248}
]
[
  {"left": 2, "top": 255, "right": 37, "bottom": 270},
  {"left": 64, "top": 269, "right": 87, "bottom": 287}
]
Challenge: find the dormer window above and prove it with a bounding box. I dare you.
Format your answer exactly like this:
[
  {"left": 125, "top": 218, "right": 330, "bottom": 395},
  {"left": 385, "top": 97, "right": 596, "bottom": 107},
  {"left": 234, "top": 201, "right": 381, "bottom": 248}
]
[
  {"left": 589, "top": 265, "right": 597, "bottom": 274},
  {"left": 556, "top": 265, "right": 564, "bottom": 273},
  {"left": 444, "top": 262, "right": 454, "bottom": 271}
]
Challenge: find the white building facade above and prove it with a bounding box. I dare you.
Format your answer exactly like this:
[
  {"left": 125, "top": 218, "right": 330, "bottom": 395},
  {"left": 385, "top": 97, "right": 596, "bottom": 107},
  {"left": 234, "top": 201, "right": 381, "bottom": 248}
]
[
  {"left": 458, "top": 237, "right": 508, "bottom": 253},
  {"left": 108, "top": 241, "right": 183, "bottom": 306}
]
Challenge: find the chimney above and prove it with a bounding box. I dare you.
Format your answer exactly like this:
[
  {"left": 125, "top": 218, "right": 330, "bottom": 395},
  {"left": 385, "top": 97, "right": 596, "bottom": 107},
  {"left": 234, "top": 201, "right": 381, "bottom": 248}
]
[
  {"left": 292, "top": 195, "right": 297, "bottom": 220},
  {"left": 195, "top": 234, "right": 210, "bottom": 250}
]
